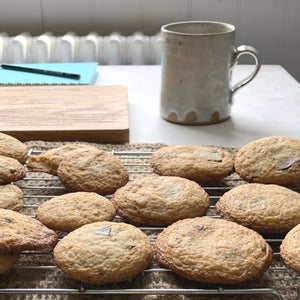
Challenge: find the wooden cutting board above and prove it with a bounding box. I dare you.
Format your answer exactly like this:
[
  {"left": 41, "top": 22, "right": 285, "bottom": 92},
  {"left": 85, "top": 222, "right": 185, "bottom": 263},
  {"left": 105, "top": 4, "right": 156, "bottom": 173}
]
[{"left": 0, "top": 85, "right": 129, "bottom": 143}]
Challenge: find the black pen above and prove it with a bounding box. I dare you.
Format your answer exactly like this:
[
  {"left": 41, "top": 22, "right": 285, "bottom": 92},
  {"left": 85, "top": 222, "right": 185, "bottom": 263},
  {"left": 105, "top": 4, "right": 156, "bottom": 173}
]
[{"left": 1, "top": 64, "right": 81, "bottom": 80}]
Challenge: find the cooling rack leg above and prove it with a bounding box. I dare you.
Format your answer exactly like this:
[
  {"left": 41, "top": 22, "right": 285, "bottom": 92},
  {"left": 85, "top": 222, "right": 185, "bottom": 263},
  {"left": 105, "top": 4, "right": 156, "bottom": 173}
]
[{"left": 270, "top": 289, "right": 283, "bottom": 300}]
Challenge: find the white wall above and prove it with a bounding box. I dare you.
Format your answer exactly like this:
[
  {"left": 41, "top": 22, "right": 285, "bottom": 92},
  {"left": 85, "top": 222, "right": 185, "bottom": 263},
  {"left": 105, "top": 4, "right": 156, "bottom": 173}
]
[{"left": 0, "top": 0, "right": 299, "bottom": 82}]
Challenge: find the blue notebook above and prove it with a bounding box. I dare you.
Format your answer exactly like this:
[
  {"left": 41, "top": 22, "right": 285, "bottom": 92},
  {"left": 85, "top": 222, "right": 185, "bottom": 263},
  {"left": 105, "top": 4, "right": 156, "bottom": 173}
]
[{"left": 0, "top": 62, "right": 98, "bottom": 85}]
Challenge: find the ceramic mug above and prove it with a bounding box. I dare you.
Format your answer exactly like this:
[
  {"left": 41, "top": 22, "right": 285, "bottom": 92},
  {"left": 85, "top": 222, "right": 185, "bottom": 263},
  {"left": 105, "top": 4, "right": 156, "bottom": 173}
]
[{"left": 160, "top": 21, "right": 261, "bottom": 125}]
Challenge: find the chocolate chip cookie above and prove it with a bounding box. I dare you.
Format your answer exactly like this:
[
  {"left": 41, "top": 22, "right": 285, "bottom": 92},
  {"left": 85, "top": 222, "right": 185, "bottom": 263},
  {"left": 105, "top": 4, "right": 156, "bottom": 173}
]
[
  {"left": 216, "top": 183, "right": 300, "bottom": 233},
  {"left": 0, "top": 184, "right": 24, "bottom": 211},
  {"left": 0, "top": 253, "right": 20, "bottom": 274},
  {"left": 57, "top": 149, "right": 129, "bottom": 195},
  {"left": 280, "top": 224, "right": 300, "bottom": 273},
  {"left": 234, "top": 136, "right": 300, "bottom": 186},
  {"left": 54, "top": 221, "right": 153, "bottom": 285},
  {"left": 36, "top": 192, "right": 116, "bottom": 232},
  {"left": 0, "top": 156, "right": 26, "bottom": 184},
  {"left": 112, "top": 176, "right": 210, "bottom": 225},
  {"left": 154, "top": 217, "right": 272, "bottom": 284},
  {"left": 0, "top": 132, "right": 28, "bottom": 164},
  {"left": 27, "top": 144, "right": 98, "bottom": 175},
  {"left": 150, "top": 145, "right": 234, "bottom": 183},
  {"left": 0, "top": 208, "right": 58, "bottom": 254}
]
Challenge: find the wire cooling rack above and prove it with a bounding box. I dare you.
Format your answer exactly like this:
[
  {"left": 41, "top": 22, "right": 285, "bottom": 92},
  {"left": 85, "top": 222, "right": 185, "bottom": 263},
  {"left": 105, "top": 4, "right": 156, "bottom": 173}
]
[{"left": 1, "top": 149, "right": 299, "bottom": 300}]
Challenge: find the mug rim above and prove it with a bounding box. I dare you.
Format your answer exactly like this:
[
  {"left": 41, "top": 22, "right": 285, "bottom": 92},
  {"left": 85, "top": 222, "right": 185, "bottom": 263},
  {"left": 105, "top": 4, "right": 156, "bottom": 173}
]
[{"left": 161, "top": 21, "right": 235, "bottom": 36}]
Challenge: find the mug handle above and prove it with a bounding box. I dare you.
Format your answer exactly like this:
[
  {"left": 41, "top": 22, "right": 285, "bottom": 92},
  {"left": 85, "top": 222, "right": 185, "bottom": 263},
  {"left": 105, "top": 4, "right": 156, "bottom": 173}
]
[{"left": 230, "top": 45, "right": 261, "bottom": 97}]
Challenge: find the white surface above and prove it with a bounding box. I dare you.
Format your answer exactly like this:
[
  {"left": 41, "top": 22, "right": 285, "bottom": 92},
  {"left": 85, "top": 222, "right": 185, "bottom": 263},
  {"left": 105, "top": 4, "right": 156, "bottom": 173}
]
[{"left": 95, "top": 65, "right": 300, "bottom": 147}]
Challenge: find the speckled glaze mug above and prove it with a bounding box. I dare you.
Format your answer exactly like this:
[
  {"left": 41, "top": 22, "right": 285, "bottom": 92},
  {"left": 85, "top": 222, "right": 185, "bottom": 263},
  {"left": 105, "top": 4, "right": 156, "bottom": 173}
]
[{"left": 160, "top": 21, "right": 261, "bottom": 125}]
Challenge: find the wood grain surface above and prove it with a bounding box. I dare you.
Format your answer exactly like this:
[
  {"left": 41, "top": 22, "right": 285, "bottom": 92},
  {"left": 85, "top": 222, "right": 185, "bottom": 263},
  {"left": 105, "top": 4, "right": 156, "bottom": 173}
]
[{"left": 0, "top": 85, "right": 129, "bottom": 143}]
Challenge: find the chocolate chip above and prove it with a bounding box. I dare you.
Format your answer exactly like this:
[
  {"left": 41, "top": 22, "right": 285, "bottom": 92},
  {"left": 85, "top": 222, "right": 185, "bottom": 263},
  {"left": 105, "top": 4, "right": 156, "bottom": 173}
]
[
  {"left": 239, "top": 204, "right": 245, "bottom": 210},
  {"left": 3, "top": 217, "right": 13, "bottom": 223},
  {"left": 248, "top": 176, "right": 258, "bottom": 182},
  {"left": 92, "top": 225, "right": 112, "bottom": 236},
  {"left": 280, "top": 159, "right": 300, "bottom": 170},
  {"left": 224, "top": 248, "right": 238, "bottom": 259},
  {"left": 208, "top": 149, "right": 222, "bottom": 162},
  {"left": 9, "top": 168, "right": 16, "bottom": 174},
  {"left": 198, "top": 149, "right": 222, "bottom": 162},
  {"left": 97, "top": 271, "right": 105, "bottom": 275},
  {"left": 83, "top": 162, "right": 91, "bottom": 168},
  {"left": 175, "top": 238, "right": 182, "bottom": 244},
  {"left": 192, "top": 225, "right": 209, "bottom": 231},
  {"left": 125, "top": 245, "right": 135, "bottom": 250}
]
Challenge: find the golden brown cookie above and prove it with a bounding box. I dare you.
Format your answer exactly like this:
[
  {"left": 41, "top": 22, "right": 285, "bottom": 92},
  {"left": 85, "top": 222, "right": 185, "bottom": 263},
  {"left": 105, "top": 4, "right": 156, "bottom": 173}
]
[
  {"left": 27, "top": 144, "right": 98, "bottom": 175},
  {"left": 36, "top": 192, "right": 116, "bottom": 232},
  {"left": 0, "top": 208, "right": 58, "bottom": 254},
  {"left": 112, "top": 176, "right": 210, "bottom": 225},
  {"left": 150, "top": 145, "right": 234, "bottom": 183},
  {"left": 0, "top": 253, "right": 20, "bottom": 274},
  {"left": 0, "top": 156, "right": 26, "bottom": 184},
  {"left": 280, "top": 224, "right": 300, "bottom": 273},
  {"left": 0, "top": 132, "right": 28, "bottom": 164},
  {"left": 54, "top": 221, "right": 153, "bottom": 285},
  {"left": 234, "top": 136, "right": 300, "bottom": 186},
  {"left": 154, "top": 217, "right": 272, "bottom": 284},
  {"left": 216, "top": 183, "right": 300, "bottom": 233},
  {"left": 57, "top": 149, "right": 129, "bottom": 195},
  {"left": 0, "top": 184, "right": 24, "bottom": 211}
]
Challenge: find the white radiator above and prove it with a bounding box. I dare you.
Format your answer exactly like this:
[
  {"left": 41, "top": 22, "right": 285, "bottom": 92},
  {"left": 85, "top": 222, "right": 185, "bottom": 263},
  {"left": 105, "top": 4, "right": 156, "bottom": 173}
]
[{"left": 0, "top": 32, "right": 162, "bottom": 65}]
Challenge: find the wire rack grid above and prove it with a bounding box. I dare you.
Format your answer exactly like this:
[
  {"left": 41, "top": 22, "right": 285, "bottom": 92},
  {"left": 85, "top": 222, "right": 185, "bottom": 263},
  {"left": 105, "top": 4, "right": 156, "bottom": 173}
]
[{"left": 0, "top": 148, "right": 299, "bottom": 300}]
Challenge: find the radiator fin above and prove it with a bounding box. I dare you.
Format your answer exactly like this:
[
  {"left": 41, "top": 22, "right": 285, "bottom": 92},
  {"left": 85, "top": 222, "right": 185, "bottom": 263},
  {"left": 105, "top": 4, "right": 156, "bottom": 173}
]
[{"left": 0, "top": 32, "right": 162, "bottom": 65}]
